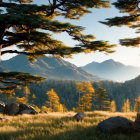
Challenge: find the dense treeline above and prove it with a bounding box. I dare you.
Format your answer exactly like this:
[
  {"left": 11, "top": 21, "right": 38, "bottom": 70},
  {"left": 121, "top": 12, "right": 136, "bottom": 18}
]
[{"left": 1, "top": 75, "right": 140, "bottom": 111}]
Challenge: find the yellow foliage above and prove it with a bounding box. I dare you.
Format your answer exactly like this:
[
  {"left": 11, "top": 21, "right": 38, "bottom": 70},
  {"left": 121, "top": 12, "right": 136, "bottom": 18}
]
[
  {"left": 134, "top": 95, "right": 140, "bottom": 113},
  {"left": 122, "top": 98, "right": 131, "bottom": 112},
  {"left": 46, "top": 89, "right": 67, "bottom": 112},
  {"left": 32, "top": 105, "right": 40, "bottom": 112},
  {"left": 110, "top": 100, "right": 116, "bottom": 112},
  {"left": 24, "top": 86, "right": 31, "bottom": 95},
  {"left": 32, "top": 94, "right": 36, "bottom": 99},
  {"left": 76, "top": 81, "right": 95, "bottom": 111},
  {"left": 41, "top": 106, "right": 49, "bottom": 112},
  {"left": 15, "top": 97, "right": 27, "bottom": 104}
]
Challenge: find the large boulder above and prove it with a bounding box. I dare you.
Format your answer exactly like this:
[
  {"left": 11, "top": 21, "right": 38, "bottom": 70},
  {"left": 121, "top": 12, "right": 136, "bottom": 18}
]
[
  {"left": 134, "top": 113, "right": 140, "bottom": 125},
  {"left": 18, "top": 103, "right": 36, "bottom": 113},
  {"left": 133, "top": 113, "right": 140, "bottom": 132},
  {"left": 73, "top": 112, "right": 86, "bottom": 121},
  {"left": 19, "top": 110, "right": 37, "bottom": 115},
  {"left": 4, "top": 103, "right": 19, "bottom": 115},
  {"left": 97, "top": 116, "right": 134, "bottom": 134},
  {"left": 0, "top": 102, "right": 5, "bottom": 114}
]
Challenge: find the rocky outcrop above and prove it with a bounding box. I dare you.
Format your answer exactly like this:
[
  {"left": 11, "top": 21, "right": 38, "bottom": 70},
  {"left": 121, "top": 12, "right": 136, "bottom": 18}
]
[
  {"left": 73, "top": 112, "right": 87, "bottom": 121},
  {"left": 18, "top": 104, "right": 36, "bottom": 113},
  {"left": 4, "top": 103, "right": 19, "bottom": 115},
  {"left": 19, "top": 110, "right": 37, "bottom": 115},
  {"left": 0, "top": 102, "right": 37, "bottom": 115}
]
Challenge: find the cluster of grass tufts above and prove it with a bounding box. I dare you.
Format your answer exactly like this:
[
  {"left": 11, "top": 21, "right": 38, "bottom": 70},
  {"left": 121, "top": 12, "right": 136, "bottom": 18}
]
[{"left": 0, "top": 111, "right": 139, "bottom": 140}]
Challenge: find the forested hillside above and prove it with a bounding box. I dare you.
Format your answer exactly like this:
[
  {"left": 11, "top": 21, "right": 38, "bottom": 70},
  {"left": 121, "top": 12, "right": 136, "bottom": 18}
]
[{"left": 1, "top": 75, "right": 139, "bottom": 112}]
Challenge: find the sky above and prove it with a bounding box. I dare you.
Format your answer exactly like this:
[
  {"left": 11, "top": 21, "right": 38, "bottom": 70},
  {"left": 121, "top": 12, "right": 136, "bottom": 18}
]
[{"left": 2, "top": 0, "right": 140, "bottom": 67}]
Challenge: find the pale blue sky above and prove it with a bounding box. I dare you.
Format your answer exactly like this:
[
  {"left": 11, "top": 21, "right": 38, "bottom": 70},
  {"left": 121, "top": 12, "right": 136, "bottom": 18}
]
[{"left": 2, "top": 0, "right": 140, "bottom": 67}]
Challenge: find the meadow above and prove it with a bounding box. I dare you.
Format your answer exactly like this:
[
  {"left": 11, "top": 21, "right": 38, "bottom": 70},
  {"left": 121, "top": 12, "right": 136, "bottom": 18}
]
[{"left": 0, "top": 111, "right": 140, "bottom": 140}]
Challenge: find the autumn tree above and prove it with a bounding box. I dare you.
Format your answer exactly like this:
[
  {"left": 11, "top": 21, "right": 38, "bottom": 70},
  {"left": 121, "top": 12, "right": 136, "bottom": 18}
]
[
  {"left": 15, "top": 96, "right": 26, "bottom": 104},
  {"left": 122, "top": 98, "right": 131, "bottom": 112},
  {"left": 76, "top": 81, "right": 95, "bottom": 111},
  {"left": 15, "top": 85, "right": 31, "bottom": 104},
  {"left": 23, "top": 85, "right": 31, "bottom": 104},
  {"left": 134, "top": 95, "right": 140, "bottom": 113},
  {"left": 46, "top": 88, "right": 65, "bottom": 112},
  {"left": 0, "top": 0, "right": 116, "bottom": 92},
  {"left": 41, "top": 106, "right": 48, "bottom": 112},
  {"left": 95, "top": 86, "right": 110, "bottom": 111},
  {"left": 110, "top": 100, "right": 116, "bottom": 112},
  {"left": 101, "top": 0, "right": 140, "bottom": 47},
  {"left": 31, "top": 93, "right": 36, "bottom": 104}
]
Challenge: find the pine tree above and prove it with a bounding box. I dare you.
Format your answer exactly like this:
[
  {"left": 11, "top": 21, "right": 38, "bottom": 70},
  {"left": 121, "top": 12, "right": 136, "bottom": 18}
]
[
  {"left": 76, "top": 81, "right": 95, "bottom": 111},
  {"left": 134, "top": 95, "right": 140, "bottom": 113},
  {"left": 122, "top": 98, "right": 131, "bottom": 112},
  {"left": 96, "top": 86, "right": 110, "bottom": 111},
  {"left": 110, "top": 100, "right": 116, "bottom": 112},
  {"left": 0, "top": 0, "right": 116, "bottom": 92},
  {"left": 101, "top": 0, "right": 140, "bottom": 47}
]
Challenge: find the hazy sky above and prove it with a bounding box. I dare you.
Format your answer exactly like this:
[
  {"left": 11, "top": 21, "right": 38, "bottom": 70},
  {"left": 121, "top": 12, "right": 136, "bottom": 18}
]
[{"left": 2, "top": 0, "right": 140, "bottom": 67}]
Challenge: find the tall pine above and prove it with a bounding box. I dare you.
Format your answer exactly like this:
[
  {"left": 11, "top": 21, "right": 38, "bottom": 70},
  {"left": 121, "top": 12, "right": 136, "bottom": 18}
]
[{"left": 95, "top": 86, "right": 110, "bottom": 111}]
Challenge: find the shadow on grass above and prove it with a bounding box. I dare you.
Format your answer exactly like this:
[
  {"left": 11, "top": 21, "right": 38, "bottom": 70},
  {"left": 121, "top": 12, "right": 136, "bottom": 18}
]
[{"left": 0, "top": 116, "right": 140, "bottom": 140}]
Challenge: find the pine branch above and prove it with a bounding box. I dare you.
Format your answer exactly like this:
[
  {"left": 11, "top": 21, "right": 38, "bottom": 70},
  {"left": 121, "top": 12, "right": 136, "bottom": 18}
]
[{"left": 0, "top": 2, "right": 16, "bottom": 7}]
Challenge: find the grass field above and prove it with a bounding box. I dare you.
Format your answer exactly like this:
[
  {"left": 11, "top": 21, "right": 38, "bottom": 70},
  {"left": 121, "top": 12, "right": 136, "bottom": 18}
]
[{"left": 0, "top": 111, "right": 140, "bottom": 140}]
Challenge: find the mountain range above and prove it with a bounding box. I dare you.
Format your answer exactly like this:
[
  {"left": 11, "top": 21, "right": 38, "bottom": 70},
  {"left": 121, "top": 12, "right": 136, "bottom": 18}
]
[
  {"left": 1, "top": 55, "right": 140, "bottom": 82},
  {"left": 81, "top": 59, "right": 140, "bottom": 82},
  {"left": 0, "top": 55, "right": 102, "bottom": 81}
]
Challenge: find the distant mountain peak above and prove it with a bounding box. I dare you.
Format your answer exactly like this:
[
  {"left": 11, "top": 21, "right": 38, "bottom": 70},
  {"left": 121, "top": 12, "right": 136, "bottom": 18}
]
[
  {"left": 82, "top": 59, "right": 140, "bottom": 82},
  {"left": 103, "top": 59, "right": 115, "bottom": 63},
  {"left": 1, "top": 55, "right": 103, "bottom": 81}
]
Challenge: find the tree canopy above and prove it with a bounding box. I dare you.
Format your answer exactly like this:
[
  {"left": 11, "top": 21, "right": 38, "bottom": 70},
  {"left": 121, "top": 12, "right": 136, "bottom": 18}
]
[
  {"left": 101, "top": 0, "right": 140, "bottom": 47},
  {"left": 0, "top": 0, "right": 116, "bottom": 92},
  {"left": 0, "top": 0, "right": 116, "bottom": 60}
]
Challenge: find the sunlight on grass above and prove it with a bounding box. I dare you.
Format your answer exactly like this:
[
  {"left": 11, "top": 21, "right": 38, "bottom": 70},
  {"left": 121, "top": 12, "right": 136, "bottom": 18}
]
[{"left": 0, "top": 111, "right": 139, "bottom": 140}]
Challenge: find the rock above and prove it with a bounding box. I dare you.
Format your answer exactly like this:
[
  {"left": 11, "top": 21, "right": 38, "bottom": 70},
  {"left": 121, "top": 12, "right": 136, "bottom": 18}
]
[
  {"left": 4, "top": 103, "right": 19, "bottom": 115},
  {"left": 134, "top": 113, "right": 140, "bottom": 125},
  {"left": 39, "top": 111, "right": 47, "bottom": 114},
  {"left": 0, "top": 102, "right": 5, "bottom": 114},
  {"left": 97, "top": 116, "right": 134, "bottom": 134},
  {"left": 19, "top": 103, "right": 36, "bottom": 113},
  {"left": 73, "top": 112, "right": 86, "bottom": 121},
  {"left": 19, "top": 109, "right": 37, "bottom": 115},
  {"left": 133, "top": 113, "right": 140, "bottom": 132}
]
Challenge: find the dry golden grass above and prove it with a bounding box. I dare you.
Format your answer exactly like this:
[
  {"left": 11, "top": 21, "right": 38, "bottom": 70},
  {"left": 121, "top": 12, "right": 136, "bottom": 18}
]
[{"left": 0, "top": 111, "right": 139, "bottom": 140}]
